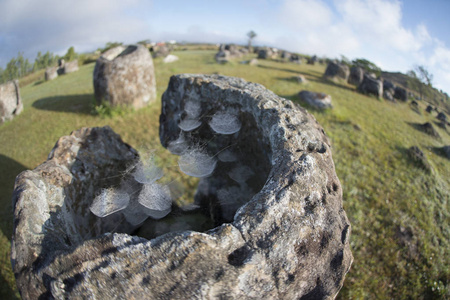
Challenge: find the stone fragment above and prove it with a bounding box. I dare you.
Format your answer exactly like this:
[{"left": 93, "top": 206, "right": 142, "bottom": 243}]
[
  {"left": 248, "top": 58, "right": 258, "bottom": 66},
  {"left": 307, "top": 55, "right": 318, "bottom": 65},
  {"left": 62, "top": 59, "right": 79, "bottom": 74},
  {"left": 348, "top": 66, "right": 364, "bottom": 86},
  {"left": 163, "top": 54, "right": 179, "bottom": 63},
  {"left": 357, "top": 74, "right": 383, "bottom": 98},
  {"left": 298, "top": 90, "right": 332, "bottom": 109},
  {"left": 93, "top": 44, "right": 157, "bottom": 109},
  {"left": 437, "top": 112, "right": 447, "bottom": 122},
  {"left": 153, "top": 45, "right": 170, "bottom": 58},
  {"left": 294, "top": 74, "right": 308, "bottom": 83},
  {"left": 11, "top": 126, "right": 139, "bottom": 299},
  {"left": 383, "top": 79, "right": 395, "bottom": 91},
  {"left": 407, "top": 146, "right": 431, "bottom": 171},
  {"left": 215, "top": 50, "right": 230, "bottom": 63},
  {"left": 257, "top": 47, "right": 274, "bottom": 59},
  {"left": 324, "top": 62, "right": 350, "bottom": 81},
  {"left": 383, "top": 89, "right": 395, "bottom": 102},
  {"left": 0, "top": 80, "right": 23, "bottom": 123},
  {"left": 45, "top": 67, "right": 59, "bottom": 81},
  {"left": 394, "top": 86, "right": 407, "bottom": 101}
]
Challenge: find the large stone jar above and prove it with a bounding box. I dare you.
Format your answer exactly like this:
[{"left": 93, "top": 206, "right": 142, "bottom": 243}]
[
  {"left": 0, "top": 80, "right": 23, "bottom": 123},
  {"left": 93, "top": 44, "right": 157, "bottom": 109},
  {"left": 12, "top": 75, "right": 352, "bottom": 299}
]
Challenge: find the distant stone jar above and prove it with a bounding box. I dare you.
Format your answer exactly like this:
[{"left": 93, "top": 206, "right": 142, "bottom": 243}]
[
  {"left": 93, "top": 44, "right": 157, "bottom": 109},
  {"left": 62, "top": 59, "right": 79, "bottom": 74},
  {"left": 348, "top": 67, "right": 364, "bottom": 86},
  {"left": 298, "top": 90, "right": 332, "bottom": 109},
  {"left": 358, "top": 74, "right": 383, "bottom": 98},
  {"left": 324, "top": 62, "right": 350, "bottom": 81},
  {"left": 0, "top": 80, "right": 23, "bottom": 123}
]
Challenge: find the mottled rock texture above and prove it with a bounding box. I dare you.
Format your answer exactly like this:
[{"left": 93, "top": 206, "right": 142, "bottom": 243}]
[
  {"left": 348, "top": 67, "right": 364, "bottom": 86},
  {"left": 298, "top": 90, "right": 332, "bottom": 109},
  {"left": 62, "top": 59, "right": 79, "bottom": 74},
  {"left": 93, "top": 44, "right": 157, "bottom": 109},
  {"left": 324, "top": 62, "right": 349, "bottom": 81},
  {"left": 358, "top": 74, "right": 383, "bottom": 98},
  {"left": 45, "top": 67, "right": 59, "bottom": 81},
  {"left": 0, "top": 80, "right": 23, "bottom": 123},
  {"left": 12, "top": 75, "right": 352, "bottom": 299},
  {"left": 394, "top": 86, "right": 407, "bottom": 101}
]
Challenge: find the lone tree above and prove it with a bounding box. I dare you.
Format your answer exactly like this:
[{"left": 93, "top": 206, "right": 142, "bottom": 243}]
[
  {"left": 247, "top": 30, "right": 257, "bottom": 51},
  {"left": 414, "top": 65, "right": 433, "bottom": 86}
]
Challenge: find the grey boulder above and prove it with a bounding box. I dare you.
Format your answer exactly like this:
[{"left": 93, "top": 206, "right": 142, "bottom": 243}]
[
  {"left": 348, "top": 67, "right": 364, "bottom": 86},
  {"left": 0, "top": 80, "right": 23, "bottom": 123},
  {"left": 93, "top": 44, "right": 157, "bottom": 109},
  {"left": 394, "top": 86, "right": 407, "bottom": 101},
  {"left": 62, "top": 59, "right": 79, "bottom": 74},
  {"left": 45, "top": 67, "right": 59, "bottom": 81},
  {"left": 357, "top": 74, "right": 383, "bottom": 98},
  {"left": 324, "top": 62, "right": 350, "bottom": 81},
  {"left": 298, "top": 90, "right": 332, "bottom": 109}
]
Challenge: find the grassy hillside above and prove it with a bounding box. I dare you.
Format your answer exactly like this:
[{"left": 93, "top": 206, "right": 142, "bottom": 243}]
[{"left": 0, "top": 50, "right": 448, "bottom": 299}]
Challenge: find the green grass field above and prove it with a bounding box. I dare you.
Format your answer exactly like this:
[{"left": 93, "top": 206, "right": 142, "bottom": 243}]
[{"left": 0, "top": 50, "right": 448, "bottom": 299}]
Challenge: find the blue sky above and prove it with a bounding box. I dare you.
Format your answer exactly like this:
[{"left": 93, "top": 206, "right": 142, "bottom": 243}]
[{"left": 1, "top": 0, "right": 449, "bottom": 93}]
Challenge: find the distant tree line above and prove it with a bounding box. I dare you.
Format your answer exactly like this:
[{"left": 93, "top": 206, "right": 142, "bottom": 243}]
[{"left": 0, "top": 47, "right": 78, "bottom": 84}]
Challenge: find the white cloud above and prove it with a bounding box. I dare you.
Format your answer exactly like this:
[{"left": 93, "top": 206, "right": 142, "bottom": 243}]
[
  {"left": 0, "top": 0, "right": 152, "bottom": 65},
  {"left": 279, "top": 0, "right": 334, "bottom": 29},
  {"left": 335, "top": 0, "right": 421, "bottom": 52}
]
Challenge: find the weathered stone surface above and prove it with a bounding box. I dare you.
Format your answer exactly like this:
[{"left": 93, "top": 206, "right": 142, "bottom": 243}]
[
  {"left": 294, "top": 74, "right": 308, "bottom": 83},
  {"left": 93, "top": 44, "right": 157, "bottom": 109},
  {"left": 216, "top": 44, "right": 243, "bottom": 62},
  {"left": 62, "top": 59, "right": 79, "bottom": 74},
  {"left": 383, "top": 79, "right": 395, "bottom": 91},
  {"left": 281, "top": 51, "right": 291, "bottom": 60},
  {"left": 215, "top": 50, "right": 230, "bottom": 63},
  {"left": 290, "top": 54, "right": 302, "bottom": 64},
  {"left": 12, "top": 75, "right": 352, "bottom": 299},
  {"left": 407, "top": 146, "right": 431, "bottom": 171},
  {"left": 437, "top": 112, "right": 447, "bottom": 122},
  {"left": 383, "top": 89, "right": 395, "bottom": 102},
  {"left": 11, "top": 126, "right": 139, "bottom": 299},
  {"left": 307, "top": 55, "right": 318, "bottom": 65},
  {"left": 45, "top": 67, "right": 59, "bottom": 81},
  {"left": 394, "top": 86, "right": 407, "bottom": 101},
  {"left": 153, "top": 45, "right": 170, "bottom": 58},
  {"left": 357, "top": 74, "right": 383, "bottom": 98},
  {"left": 441, "top": 145, "right": 450, "bottom": 159},
  {"left": 324, "top": 62, "right": 350, "bottom": 81},
  {"left": 248, "top": 58, "right": 258, "bottom": 66},
  {"left": 298, "top": 90, "right": 332, "bottom": 109},
  {"left": 257, "top": 47, "right": 274, "bottom": 59},
  {"left": 0, "top": 80, "right": 23, "bottom": 123},
  {"left": 348, "top": 67, "right": 364, "bottom": 86},
  {"left": 163, "top": 54, "right": 179, "bottom": 63}
]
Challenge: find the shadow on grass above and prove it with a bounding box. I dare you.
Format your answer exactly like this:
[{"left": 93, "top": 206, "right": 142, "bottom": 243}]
[
  {"left": 430, "top": 146, "right": 450, "bottom": 160},
  {"left": 32, "top": 94, "right": 95, "bottom": 115},
  {"left": 0, "top": 155, "right": 27, "bottom": 241},
  {"left": 406, "top": 122, "right": 441, "bottom": 139},
  {"left": 0, "top": 273, "right": 19, "bottom": 300},
  {"left": 395, "top": 145, "right": 432, "bottom": 172},
  {"left": 257, "top": 64, "right": 301, "bottom": 75}
]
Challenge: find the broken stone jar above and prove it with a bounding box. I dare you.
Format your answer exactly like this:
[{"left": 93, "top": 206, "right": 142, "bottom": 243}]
[{"left": 12, "top": 74, "right": 352, "bottom": 299}]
